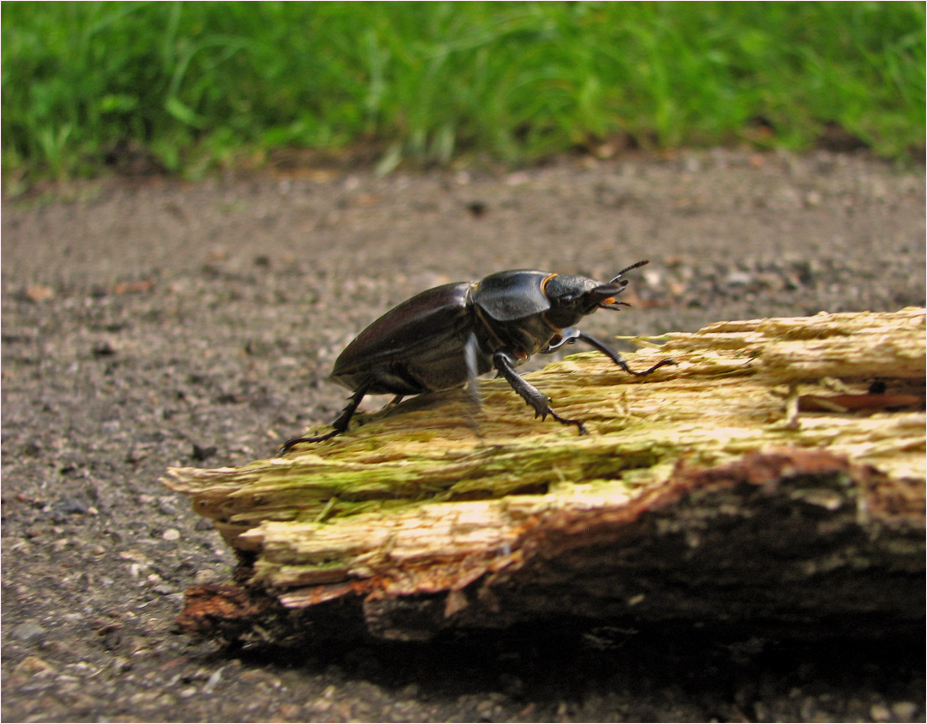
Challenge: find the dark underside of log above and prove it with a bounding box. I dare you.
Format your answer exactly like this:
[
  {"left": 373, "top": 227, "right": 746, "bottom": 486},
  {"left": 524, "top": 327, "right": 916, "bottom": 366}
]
[
  {"left": 166, "top": 310, "right": 925, "bottom": 646},
  {"left": 177, "top": 449, "right": 923, "bottom": 646}
]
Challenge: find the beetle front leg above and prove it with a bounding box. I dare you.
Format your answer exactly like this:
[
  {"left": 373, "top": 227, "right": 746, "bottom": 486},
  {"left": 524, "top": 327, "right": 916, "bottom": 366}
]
[
  {"left": 573, "top": 331, "right": 675, "bottom": 376},
  {"left": 492, "top": 350, "right": 587, "bottom": 435},
  {"left": 542, "top": 327, "right": 582, "bottom": 353},
  {"left": 279, "top": 379, "right": 373, "bottom": 455}
]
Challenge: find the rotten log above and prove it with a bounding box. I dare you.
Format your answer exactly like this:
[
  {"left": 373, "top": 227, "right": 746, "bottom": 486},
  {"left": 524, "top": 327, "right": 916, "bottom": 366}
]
[{"left": 164, "top": 308, "right": 925, "bottom": 644}]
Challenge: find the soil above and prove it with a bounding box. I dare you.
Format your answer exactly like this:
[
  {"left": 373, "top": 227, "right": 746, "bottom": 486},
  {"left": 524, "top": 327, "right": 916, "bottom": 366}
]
[{"left": 2, "top": 149, "right": 925, "bottom": 722}]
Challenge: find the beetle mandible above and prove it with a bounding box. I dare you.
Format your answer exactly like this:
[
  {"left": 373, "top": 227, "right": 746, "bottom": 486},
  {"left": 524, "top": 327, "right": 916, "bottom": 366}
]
[{"left": 280, "top": 260, "right": 674, "bottom": 454}]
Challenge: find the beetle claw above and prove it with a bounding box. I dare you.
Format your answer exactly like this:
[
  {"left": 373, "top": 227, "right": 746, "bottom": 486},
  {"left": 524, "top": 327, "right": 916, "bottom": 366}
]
[
  {"left": 547, "top": 408, "right": 588, "bottom": 435},
  {"left": 278, "top": 429, "right": 341, "bottom": 455}
]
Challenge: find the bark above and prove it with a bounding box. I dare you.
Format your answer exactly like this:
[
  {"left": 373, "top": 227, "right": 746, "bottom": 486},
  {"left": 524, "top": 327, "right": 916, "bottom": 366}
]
[{"left": 165, "top": 308, "right": 925, "bottom": 644}]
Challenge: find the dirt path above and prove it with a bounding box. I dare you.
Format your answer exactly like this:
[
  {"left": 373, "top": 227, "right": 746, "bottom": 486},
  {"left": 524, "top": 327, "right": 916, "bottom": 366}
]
[{"left": 2, "top": 150, "right": 924, "bottom": 722}]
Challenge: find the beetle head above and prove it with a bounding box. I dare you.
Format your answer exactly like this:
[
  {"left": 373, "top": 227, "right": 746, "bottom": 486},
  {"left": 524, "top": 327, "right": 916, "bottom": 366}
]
[{"left": 543, "top": 260, "right": 649, "bottom": 328}]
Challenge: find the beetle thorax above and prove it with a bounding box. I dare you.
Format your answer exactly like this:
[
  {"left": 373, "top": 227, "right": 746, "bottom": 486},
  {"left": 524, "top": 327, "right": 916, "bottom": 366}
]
[{"left": 468, "top": 271, "right": 569, "bottom": 357}]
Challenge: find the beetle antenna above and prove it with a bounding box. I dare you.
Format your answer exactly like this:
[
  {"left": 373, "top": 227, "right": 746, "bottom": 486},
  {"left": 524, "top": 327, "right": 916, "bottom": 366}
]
[{"left": 609, "top": 259, "right": 649, "bottom": 284}]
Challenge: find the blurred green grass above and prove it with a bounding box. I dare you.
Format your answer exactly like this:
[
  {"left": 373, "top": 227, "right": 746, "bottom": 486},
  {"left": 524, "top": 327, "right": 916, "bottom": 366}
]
[{"left": 2, "top": 1, "right": 924, "bottom": 185}]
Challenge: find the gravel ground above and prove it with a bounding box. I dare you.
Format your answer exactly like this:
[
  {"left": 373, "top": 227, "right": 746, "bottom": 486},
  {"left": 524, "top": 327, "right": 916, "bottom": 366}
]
[{"left": 2, "top": 149, "right": 924, "bottom": 722}]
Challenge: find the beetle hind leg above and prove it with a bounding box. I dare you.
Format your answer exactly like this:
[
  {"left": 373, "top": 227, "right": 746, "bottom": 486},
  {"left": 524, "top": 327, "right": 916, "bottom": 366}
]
[
  {"left": 278, "top": 428, "right": 341, "bottom": 454},
  {"left": 279, "top": 380, "right": 372, "bottom": 455}
]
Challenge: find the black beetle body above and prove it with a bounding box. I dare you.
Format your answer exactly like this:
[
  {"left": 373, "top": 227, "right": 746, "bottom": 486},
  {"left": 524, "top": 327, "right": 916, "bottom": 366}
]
[{"left": 280, "top": 260, "right": 674, "bottom": 453}]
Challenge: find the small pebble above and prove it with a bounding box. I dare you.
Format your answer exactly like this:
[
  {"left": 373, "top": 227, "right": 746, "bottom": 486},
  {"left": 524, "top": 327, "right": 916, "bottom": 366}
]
[
  {"left": 892, "top": 701, "right": 918, "bottom": 720},
  {"left": 13, "top": 655, "right": 56, "bottom": 677},
  {"left": 11, "top": 622, "right": 47, "bottom": 642},
  {"left": 725, "top": 270, "right": 755, "bottom": 286},
  {"left": 25, "top": 284, "right": 55, "bottom": 302}
]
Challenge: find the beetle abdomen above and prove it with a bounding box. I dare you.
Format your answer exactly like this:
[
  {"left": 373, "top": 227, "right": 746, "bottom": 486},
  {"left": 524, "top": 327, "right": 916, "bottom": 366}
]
[{"left": 330, "top": 282, "right": 485, "bottom": 395}]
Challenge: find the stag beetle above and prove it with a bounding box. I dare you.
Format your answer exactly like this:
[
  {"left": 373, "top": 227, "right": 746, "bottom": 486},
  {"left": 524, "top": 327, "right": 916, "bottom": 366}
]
[{"left": 280, "top": 260, "right": 674, "bottom": 453}]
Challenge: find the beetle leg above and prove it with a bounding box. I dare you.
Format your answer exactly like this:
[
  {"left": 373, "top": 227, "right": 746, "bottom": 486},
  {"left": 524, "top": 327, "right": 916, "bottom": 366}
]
[
  {"left": 464, "top": 332, "right": 482, "bottom": 408},
  {"left": 573, "top": 331, "right": 676, "bottom": 376},
  {"left": 279, "top": 380, "right": 373, "bottom": 455},
  {"left": 492, "top": 350, "right": 587, "bottom": 435},
  {"left": 542, "top": 327, "right": 582, "bottom": 353},
  {"left": 462, "top": 333, "right": 486, "bottom": 438}
]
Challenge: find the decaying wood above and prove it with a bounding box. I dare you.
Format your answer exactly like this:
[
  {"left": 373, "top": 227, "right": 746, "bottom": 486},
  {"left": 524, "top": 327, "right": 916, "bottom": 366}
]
[{"left": 165, "top": 308, "right": 925, "bottom": 644}]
